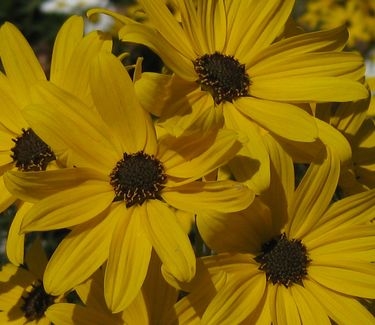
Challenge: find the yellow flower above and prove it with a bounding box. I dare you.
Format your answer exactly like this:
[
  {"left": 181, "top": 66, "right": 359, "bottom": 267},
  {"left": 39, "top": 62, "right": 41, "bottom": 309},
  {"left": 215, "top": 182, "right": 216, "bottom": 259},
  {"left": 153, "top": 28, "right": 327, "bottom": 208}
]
[
  {"left": 168, "top": 142, "right": 375, "bottom": 324},
  {"left": 89, "top": 0, "right": 367, "bottom": 194},
  {"left": 0, "top": 238, "right": 66, "bottom": 324},
  {"left": 0, "top": 16, "right": 112, "bottom": 266},
  {"left": 4, "top": 52, "right": 253, "bottom": 312}
]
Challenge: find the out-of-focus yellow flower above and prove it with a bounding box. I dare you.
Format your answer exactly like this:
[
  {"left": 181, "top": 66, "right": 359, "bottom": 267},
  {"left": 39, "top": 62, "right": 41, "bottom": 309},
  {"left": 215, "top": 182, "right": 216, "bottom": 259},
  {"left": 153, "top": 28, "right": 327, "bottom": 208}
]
[{"left": 299, "top": 0, "right": 375, "bottom": 52}]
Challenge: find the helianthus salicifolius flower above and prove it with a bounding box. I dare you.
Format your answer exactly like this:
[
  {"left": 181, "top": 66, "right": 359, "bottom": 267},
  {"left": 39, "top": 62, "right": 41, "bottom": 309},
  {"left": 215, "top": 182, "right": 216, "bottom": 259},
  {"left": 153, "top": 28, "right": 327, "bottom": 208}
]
[
  {"left": 0, "top": 16, "right": 111, "bottom": 266},
  {"left": 0, "top": 238, "right": 67, "bottom": 324},
  {"left": 4, "top": 52, "right": 253, "bottom": 312},
  {"left": 89, "top": 0, "right": 368, "bottom": 194},
  {"left": 165, "top": 140, "right": 375, "bottom": 324}
]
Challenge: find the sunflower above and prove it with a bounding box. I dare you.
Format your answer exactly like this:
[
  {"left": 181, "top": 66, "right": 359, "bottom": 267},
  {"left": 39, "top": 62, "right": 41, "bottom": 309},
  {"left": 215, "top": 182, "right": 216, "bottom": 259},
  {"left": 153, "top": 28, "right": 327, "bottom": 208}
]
[
  {"left": 88, "top": 0, "right": 367, "bottom": 193},
  {"left": 0, "top": 238, "right": 66, "bottom": 324},
  {"left": 0, "top": 16, "right": 111, "bottom": 266},
  {"left": 166, "top": 140, "right": 375, "bottom": 324},
  {"left": 4, "top": 52, "right": 253, "bottom": 312}
]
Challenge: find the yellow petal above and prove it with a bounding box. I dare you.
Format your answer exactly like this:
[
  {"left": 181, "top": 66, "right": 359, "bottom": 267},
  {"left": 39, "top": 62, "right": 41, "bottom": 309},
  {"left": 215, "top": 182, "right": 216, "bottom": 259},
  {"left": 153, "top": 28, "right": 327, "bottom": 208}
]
[
  {"left": 304, "top": 279, "right": 375, "bottom": 325},
  {"left": 287, "top": 147, "right": 340, "bottom": 239},
  {"left": 143, "top": 200, "right": 196, "bottom": 282},
  {"left": 202, "top": 272, "right": 265, "bottom": 324},
  {"left": 91, "top": 52, "right": 157, "bottom": 154},
  {"left": 224, "top": 106, "right": 270, "bottom": 194},
  {"left": 105, "top": 205, "right": 152, "bottom": 312},
  {"left": 269, "top": 284, "right": 301, "bottom": 325},
  {"left": 119, "top": 23, "right": 196, "bottom": 81},
  {"left": 290, "top": 285, "right": 331, "bottom": 325},
  {"left": 235, "top": 97, "right": 318, "bottom": 142},
  {"left": 50, "top": 16, "right": 84, "bottom": 86},
  {"left": 162, "top": 180, "right": 254, "bottom": 214},
  {"left": 6, "top": 202, "right": 33, "bottom": 266},
  {"left": 308, "top": 264, "right": 375, "bottom": 298},
  {"left": 0, "top": 22, "right": 46, "bottom": 106},
  {"left": 4, "top": 167, "right": 107, "bottom": 202},
  {"left": 227, "top": 0, "right": 294, "bottom": 63},
  {"left": 44, "top": 207, "right": 118, "bottom": 295},
  {"left": 21, "top": 180, "right": 113, "bottom": 231},
  {"left": 160, "top": 129, "right": 241, "bottom": 183}
]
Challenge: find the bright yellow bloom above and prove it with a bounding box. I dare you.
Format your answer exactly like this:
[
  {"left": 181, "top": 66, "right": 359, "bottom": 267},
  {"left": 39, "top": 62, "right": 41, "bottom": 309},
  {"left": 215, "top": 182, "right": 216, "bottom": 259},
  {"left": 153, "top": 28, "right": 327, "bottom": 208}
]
[
  {"left": 89, "top": 0, "right": 367, "bottom": 194},
  {"left": 0, "top": 16, "right": 111, "bottom": 266},
  {"left": 0, "top": 239, "right": 66, "bottom": 324},
  {"left": 168, "top": 142, "right": 375, "bottom": 324},
  {"left": 4, "top": 52, "right": 253, "bottom": 312}
]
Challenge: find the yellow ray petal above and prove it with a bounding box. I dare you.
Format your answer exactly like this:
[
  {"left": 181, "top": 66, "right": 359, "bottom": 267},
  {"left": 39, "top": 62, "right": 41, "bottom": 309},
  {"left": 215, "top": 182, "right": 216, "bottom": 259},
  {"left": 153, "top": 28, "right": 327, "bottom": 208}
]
[
  {"left": 91, "top": 52, "right": 156, "bottom": 154},
  {"left": 46, "top": 303, "right": 117, "bottom": 325},
  {"left": 224, "top": 106, "right": 271, "bottom": 194},
  {"left": 6, "top": 202, "right": 33, "bottom": 266},
  {"left": 0, "top": 23, "right": 46, "bottom": 106},
  {"left": 50, "top": 15, "right": 84, "bottom": 86},
  {"left": 249, "top": 25, "right": 349, "bottom": 66},
  {"left": 251, "top": 76, "right": 368, "bottom": 103},
  {"left": 162, "top": 180, "right": 254, "bottom": 214},
  {"left": 43, "top": 208, "right": 118, "bottom": 295},
  {"left": 235, "top": 97, "right": 318, "bottom": 142},
  {"left": 21, "top": 181, "right": 113, "bottom": 232},
  {"left": 25, "top": 82, "right": 118, "bottom": 170},
  {"left": 144, "top": 200, "right": 195, "bottom": 282},
  {"left": 290, "top": 285, "right": 331, "bottom": 325},
  {"left": 105, "top": 205, "right": 152, "bottom": 312},
  {"left": 269, "top": 284, "right": 301, "bottom": 325},
  {"left": 4, "top": 167, "right": 107, "bottom": 202},
  {"left": 227, "top": 0, "right": 293, "bottom": 63},
  {"left": 119, "top": 24, "right": 196, "bottom": 81},
  {"left": 139, "top": 0, "right": 196, "bottom": 59},
  {"left": 202, "top": 272, "right": 265, "bottom": 324},
  {"left": 288, "top": 147, "right": 340, "bottom": 239},
  {"left": 304, "top": 279, "right": 375, "bottom": 325},
  {"left": 160, "top": 129, "right": 241, "bottom": 182},
  {"left": 308, "top": 264, "right": 375, "bottom": 298}
]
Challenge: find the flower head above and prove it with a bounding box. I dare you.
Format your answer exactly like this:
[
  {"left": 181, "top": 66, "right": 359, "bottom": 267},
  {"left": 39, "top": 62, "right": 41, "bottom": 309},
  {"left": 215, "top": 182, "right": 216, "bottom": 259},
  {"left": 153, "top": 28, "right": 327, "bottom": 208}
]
[{"left": 170, "top": 143, "right": 375, "bottom": 324}]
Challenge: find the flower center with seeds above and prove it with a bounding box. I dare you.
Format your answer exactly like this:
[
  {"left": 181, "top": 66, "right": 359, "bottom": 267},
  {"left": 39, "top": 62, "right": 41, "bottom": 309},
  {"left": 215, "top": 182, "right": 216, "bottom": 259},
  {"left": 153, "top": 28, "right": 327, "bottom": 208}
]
[
  {"left": 254, "top": 233, "right": 310, "bottom": 287},
  {"left": 11, "top": 128, "right": 56, "bottom": 171},
  {"left": 21, "top": 281, "right": 56, "bottom": 322},
  {"left": 110, "top": 151, "right": 167, "bottom": 208},
  {"left": 193, "top": 51, "right": 250, "bottom": 104}
]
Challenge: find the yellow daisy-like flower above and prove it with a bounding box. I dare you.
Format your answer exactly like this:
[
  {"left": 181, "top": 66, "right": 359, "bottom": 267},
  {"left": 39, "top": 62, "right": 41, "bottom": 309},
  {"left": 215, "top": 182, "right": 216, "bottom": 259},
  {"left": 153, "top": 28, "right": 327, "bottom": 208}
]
[
  {"left": 0, "top": 238, "right": 66, "bottom": 324},
  {"left": 0, "top": 16, "right": 112, "bottom": 266},
  {"left": 4, "top": 52, "right": 252, "bottom": 312},
  {"left": 168, "top": 141, "right": 375, "bottom": 324},
  {"left": 89, "top": 0, "right": 367, "bottom": 194}
]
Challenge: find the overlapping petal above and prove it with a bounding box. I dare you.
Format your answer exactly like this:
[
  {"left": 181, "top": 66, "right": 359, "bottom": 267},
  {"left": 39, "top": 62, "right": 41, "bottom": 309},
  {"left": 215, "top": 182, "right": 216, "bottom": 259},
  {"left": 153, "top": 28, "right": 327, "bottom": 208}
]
[
  {"left": 105, "top": 204, "right": 152, "bottom": 312},
  {"left": 162, "top": 180, "right": 254, "bottom": 214}
]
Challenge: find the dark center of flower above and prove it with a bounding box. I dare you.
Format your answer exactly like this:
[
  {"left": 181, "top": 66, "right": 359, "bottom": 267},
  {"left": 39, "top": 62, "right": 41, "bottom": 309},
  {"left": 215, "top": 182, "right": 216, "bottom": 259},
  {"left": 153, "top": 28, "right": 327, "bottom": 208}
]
[
  {"left": 193, "top": 51, "right": 250, "bottom": 104},
  {"left": 254, "top": 233, "right": 310, "bottom": 287},
  {"left": 110, "top": 151, "right": 167, "bottom": 208},
  {"left": 11, "top": 128, "right": 56, "bottom": 171},
  {"left": 21, "top": 281, "right": 56, "bottom": 322}
]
